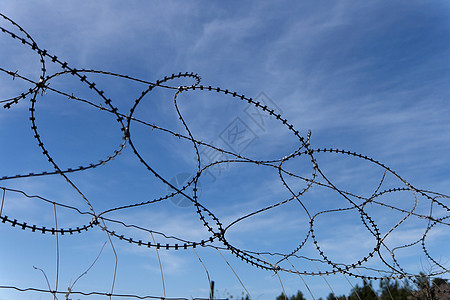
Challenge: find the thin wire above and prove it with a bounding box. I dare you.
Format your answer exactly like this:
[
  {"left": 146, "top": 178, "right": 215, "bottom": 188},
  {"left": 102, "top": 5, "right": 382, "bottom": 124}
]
[
  {"left": 342, "top": 274, "right": 361, "bottom": 300},
  {"left": 69, "top": 242, "right": 107, "bottom": 293},
  {"left": 216, "top": 248, "right": 252, "bottom": 300},
  {"left": 150, "top": 231, "right": 166, "bottom": 299},
  {"left": 286, "top": 258, "right": 315, "bottom": 300},
  {"left": 276, "top": 272, "right": 288, "bottom": 300},
  {"left": 33, "top": 266, "right": 53, "bottom": 296},
  {"left": 363, "top": 277, "right": 380, "bottom": 300},
  {"left": 0, "top": 285, "right": 215, "bottom": 299},
  {"left": 192, "top": 248, "right": 212, "bottom": 299},
  {"left": 311, "top": 260, "right": 337, "bottom": 298},
  {"left": 0, "top": 188, "right": 5, "bottom": 216},
  {"left": 257, "top": 254, "right": 287, "bottom": 300},
  {"left": 354, "top": 269, "right": 380, "bottom": 300},
  {"left": 0, "top": 11, "right": 449, "bottom": 300},
  {"left": 99, "top": 218, "right": 118, "bottom": 300},
  {"left": 378, "top": 272, "right": 395, "bottom": 300},
  {"left": 53, "top": 203, "right": 59, "bottom": 300}
]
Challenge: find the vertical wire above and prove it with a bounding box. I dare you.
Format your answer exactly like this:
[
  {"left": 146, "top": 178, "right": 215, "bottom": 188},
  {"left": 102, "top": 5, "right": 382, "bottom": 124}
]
[
  {"left": 377, "top": 272, "right": 395, "bottom": 300},
  {"left": 70, "top": 242, "right": 107, "bottom": 292},
  {"left": 192, "top": 248, "right": 212, "bottom": 299},
  {"left": 311, "top": 260, "right": 337, "bottom": 298},
  {"left": 277, "top": 272, "right": 288, "bottom": 300},
  {"left": 53, "top": 203, "right": 59, "bottom": 300},
  {"left": 362, "top": 277, "right": 381, "bottom": 300},
  {"left": 354, "top": 269, "right": 380, "bottom": 300},
  {"left": 216, "top": 248, "right": 252, "bottom": 300},
  {"left": 342, "top": 273, "right": 362, "bottom": 300},
  {"left": 401, "top": 277, "right": 416, "bottom": 300},
  {"left": 150, "top": 232, "right": 166, "bottom": 299},
  {"left": 285, "top": 258, "right": 315, "bottom": 300},
  {"left": 99, "top": 218, "right": 118, "bottom": 300},
  {"left": 0, "top": 188, "right": 5, "bottom": 216},
  {"left": 257, "top": 254, "right": 287, "bottom": 300},
  {"left": 33, "top": 266, "right": 52, "bottom": 294}
]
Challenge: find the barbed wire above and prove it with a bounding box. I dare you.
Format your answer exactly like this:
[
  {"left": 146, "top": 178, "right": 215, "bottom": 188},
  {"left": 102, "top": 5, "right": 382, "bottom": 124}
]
[{"left": 1, "top": 12, "right": 449, "bottom": 300}]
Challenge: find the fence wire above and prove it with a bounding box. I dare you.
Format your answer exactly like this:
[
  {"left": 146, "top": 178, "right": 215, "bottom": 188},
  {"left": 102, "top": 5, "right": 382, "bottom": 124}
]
[{"left": 0, "top": 12, "right": 449, "bottom": 300}]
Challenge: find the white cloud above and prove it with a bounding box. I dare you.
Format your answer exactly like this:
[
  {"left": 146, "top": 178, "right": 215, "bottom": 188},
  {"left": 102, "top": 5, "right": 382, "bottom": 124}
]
[{"left": 1, "top": 2, "right": 449, "bottom": 300}]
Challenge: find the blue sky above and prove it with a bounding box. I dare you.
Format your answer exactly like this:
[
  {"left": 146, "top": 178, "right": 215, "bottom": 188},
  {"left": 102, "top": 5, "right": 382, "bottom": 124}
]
[{"left": 1, "top": 1, "right": 449, "bottom": 300}]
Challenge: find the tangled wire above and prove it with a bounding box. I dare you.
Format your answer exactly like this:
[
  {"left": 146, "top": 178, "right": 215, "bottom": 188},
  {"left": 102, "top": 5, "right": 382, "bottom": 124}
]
[{"left": 1, "top": 12, "right": 449, "bottom": 300}]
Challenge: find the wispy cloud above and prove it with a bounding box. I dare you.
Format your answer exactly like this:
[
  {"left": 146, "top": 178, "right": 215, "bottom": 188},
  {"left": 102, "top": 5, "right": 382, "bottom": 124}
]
[{"left": 1, "top": 2, "right": 449, "bottom": 300}]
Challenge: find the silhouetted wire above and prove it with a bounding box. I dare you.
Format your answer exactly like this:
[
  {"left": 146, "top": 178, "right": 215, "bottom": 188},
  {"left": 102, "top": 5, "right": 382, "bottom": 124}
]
[{"left": 1, "top": 12, "right": 449, "bottom": 300}]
